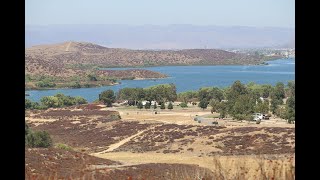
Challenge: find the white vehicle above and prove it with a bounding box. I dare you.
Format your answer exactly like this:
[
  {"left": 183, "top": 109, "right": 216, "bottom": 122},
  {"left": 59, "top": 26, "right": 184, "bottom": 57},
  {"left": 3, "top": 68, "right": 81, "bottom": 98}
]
[{"left": 252, "top": 113, "right": 263, "bottom": 121}]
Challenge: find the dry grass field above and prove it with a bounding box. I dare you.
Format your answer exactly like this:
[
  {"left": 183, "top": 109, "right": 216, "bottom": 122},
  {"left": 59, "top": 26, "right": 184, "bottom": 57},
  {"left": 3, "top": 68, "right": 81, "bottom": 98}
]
[{"left": 25, "top": 103, "right": 295, "bottom": 179}]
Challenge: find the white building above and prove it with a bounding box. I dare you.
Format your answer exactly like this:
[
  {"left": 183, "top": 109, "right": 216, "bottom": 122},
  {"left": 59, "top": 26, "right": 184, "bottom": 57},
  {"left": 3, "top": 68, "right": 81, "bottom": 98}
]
[{"left": 142, "top": 101, "right": 157, "bottom": 106}]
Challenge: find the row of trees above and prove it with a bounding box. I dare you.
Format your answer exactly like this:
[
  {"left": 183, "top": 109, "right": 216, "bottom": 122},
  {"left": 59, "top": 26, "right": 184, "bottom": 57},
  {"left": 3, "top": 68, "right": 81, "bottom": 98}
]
[
  {"left": 205, "top": 81, "right": 294, "bottom": 122},
  {"left": 25, "top": 93, "right": 87, "bottom": 110},
  {"left": 28, "top": 80, "right": 294, "bottom": 123},
  {"left": 98, "top": 81, "right": 294, "bottom": 123},
  {"left": 99, "top": 84, "right": 178, "bottom": 107},
  {"left": 116, "top": 84, "right": 177, "bottom": 103}
]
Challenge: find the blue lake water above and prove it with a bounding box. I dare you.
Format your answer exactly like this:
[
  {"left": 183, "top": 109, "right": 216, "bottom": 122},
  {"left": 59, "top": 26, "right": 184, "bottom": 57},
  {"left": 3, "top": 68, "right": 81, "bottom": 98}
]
[{"left": 26, "top": 58, "right": 295, "bottom": 102}]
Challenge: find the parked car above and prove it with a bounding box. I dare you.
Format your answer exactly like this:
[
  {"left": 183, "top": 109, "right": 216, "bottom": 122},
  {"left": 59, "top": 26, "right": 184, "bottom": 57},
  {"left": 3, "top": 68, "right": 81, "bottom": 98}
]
[
  {"left": 252, "top": 113, "right": 263, "bottom": 121},
  {"left": 262, "top": 114, "right": 270, "bottom": 120}
]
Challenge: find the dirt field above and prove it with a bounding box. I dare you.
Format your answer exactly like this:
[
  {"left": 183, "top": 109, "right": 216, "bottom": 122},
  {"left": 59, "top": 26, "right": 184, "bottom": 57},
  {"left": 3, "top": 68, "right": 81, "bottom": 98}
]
[{"left": 25, "top": 103, "right": 295, "bottom": 179}]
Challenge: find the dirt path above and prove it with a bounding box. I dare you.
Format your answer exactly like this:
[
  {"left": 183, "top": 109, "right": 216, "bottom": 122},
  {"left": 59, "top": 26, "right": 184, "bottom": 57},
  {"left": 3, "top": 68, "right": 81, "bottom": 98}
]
[
  {"left": 65, "top": 41, "right": 72, "bottom": 51},
  {"left": 94, "top": 125, "right": 159, "bottom": 154}
]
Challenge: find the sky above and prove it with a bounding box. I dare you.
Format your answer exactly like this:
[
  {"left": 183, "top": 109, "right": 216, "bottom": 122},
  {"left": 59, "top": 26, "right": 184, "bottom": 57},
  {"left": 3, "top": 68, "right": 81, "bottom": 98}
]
[{"left": 26, "top": 0, "right": 295, "bottom": 28}]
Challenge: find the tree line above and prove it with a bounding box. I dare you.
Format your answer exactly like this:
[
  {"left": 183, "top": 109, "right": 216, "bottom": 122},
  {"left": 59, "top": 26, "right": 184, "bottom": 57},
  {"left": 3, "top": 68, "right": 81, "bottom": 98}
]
[
  {"left": 26, "top": 80, "right": 295, "bottom": 123},
  {"left": 25, "top": 93, "right": 87, "bottom": 110}
]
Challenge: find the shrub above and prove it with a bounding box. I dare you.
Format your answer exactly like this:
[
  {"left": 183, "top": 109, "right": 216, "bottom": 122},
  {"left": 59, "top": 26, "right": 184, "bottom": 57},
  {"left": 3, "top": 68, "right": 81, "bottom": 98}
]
[
  {"left": 26, "top": 131, "right": 53, "bottom": 148},
  {"left": 145, "top": 102, "right": 151, "bottom": 109},
  {"left": 36, "top": 80, "right": 56, "bottom": 88},
  {"left": 180, "top": 102, "right": 188, "bottom": 108},
  {"left": 160, "top": 103, "right": 165, "bottom": 109},
  {"left": 198, "top": 100, "right": 208, "bottom": 110},
  {"left": 99, "top": 90, "right": 115, "bottom": 107},
  {"left": 110, "top": 114, "right": 121, "bottom": 120},
  {"left": 233, "top": 114, "right": 247, "bottom": 120},
  {"left": 168, "top": 102, "right": 173, "bottom": 110},
  {"left": 55, "top": 143, "right": 73, "bottom": 151},
  {"left": 74, "top": 96, "right": 87, "bottom": 105},
  {"left": 71, "top": 81, "right": 81, "bottom": 88},
  {"left": 137, "top": 101, "right": 143, "bottom": 109}
]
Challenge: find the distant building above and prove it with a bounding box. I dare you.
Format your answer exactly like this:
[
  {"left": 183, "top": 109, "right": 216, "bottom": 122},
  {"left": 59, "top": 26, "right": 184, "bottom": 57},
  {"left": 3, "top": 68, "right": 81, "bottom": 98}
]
[{"left": 142, "top": 101, "right": 156, "bottom": 106}]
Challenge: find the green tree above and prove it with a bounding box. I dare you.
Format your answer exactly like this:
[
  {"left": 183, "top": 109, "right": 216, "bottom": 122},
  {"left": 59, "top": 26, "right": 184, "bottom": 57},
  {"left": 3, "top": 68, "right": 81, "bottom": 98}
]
[
  {"left": 180, "top": 102, "right": 188, "bottom": 108},
  {"left": 177, "top": 91, "right": 198, "bottom": 103},
  {"left": 209, "top": 99, "right": 219, "bottom": 113},
  {"left": 168, "top": 102, "right": 173, "bottom": 110},
  {"left": 145, "top": 102, "right": 151, "bottom": 109},
  {"left": 285, "top": 96, "right": 295, "bottom": 123},
  {"left": 272, "top": 82, "right": 285, "bottom": 99},
  {"left": 26, "top": 131, "right": 53, "bottom": 148},
  {"left": 198, "top": 100, "right": 208, "bottom": 110},
  {"left": 216, "top": 102, "right": 227, "bottom": 118},
  {"left": 287, "top": 81, "right": 295, "bottom": 97},
  {"left": 270, "top": 98, "right": 283, "bottom": 114},
  {"left": 261, "top": 84, "right": 273, "bottom": 98},
  {"left": 74, "top": 96, "right": 87, "bottom": 105},
  {"left": 137, "top": 101, "right": 143, "bottom": 109},
  {"left": 25, "top": 99, "right": 41, "bottom": 110},
  {"left": 144, "top": 84, "right": 177, "bottom": 102},
  {"left": 99, "top": 90, "right": 116, "bottom": 107},
  {"left": 35, "top": 77, "right": 56, "bottom": 88},
  {"left": 255, "top": 99, "right": 270, "bottom": 114},
  {"left": 87, "top": 74, "right": 98, "bottom": 81},
  {"left": 40, "top": 96, "right": 60, "bottom": 108},
  {"left": 160, "top": 102, "right": 165, "bottom": 109},
  {"left": 25, "top": 99, "right": 32, "bottom": 109},
  {"left": 227, "top": 80, "right": 248, "bottom": 101},
  {"left": 153, "top": 102, "right": 157, "bottom": 109},
  {"left": 71, "top": 81, "right": 81, "bottom": 88},
  {"left": 231, "top": 94, "right": 255, "bottom": 117}
]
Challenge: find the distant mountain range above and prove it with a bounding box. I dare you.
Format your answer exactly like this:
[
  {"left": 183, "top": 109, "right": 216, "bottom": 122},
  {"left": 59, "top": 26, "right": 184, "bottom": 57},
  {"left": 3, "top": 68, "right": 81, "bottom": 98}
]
[{"left": 25, "top": 24, "right": 294, "bottom": 49}]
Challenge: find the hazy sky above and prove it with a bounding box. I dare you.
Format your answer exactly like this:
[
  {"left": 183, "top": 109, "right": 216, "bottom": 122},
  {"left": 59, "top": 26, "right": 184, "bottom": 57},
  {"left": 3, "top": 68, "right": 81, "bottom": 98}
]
[{"left": 26, "top": 0, "right": 295, "bottom": 28}]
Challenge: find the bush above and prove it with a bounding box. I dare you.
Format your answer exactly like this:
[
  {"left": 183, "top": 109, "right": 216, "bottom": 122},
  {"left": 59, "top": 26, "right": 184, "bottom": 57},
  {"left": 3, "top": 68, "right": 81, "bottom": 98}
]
[
  {"left": 180, "top": 102, "right": 188, "bottom": 108},
  {"left": 25, "top": 99, "right": 40, "bottom": 109},
  {"left": 137, "top": 101, "right": 143, "bottom": 109},
  {"left": 71, "top": 81, "right": 81, "bottom": 88},
  {"left": 74, "top": 96, "right": 87, "bottom": 105},
  {"left": 36, "top": 80, "right": 56, "bottom": 88},
  {"left": 26, "top": 130, "right": 53, "bottom": 148},
  {"left": 99, "top": 90, "right": 115, "bottom": 107},
  {"left": 110, "top": 114, "right": 121, "bottom": 120},
  {"left": 245, "top": 115, "right": 254, "bottom": 121},
  {"left": 160, "top": 103, "right": 165, "bottom": 109},
  {"left": 55, "top": 143, "right": 73, "bottom": 151},
  {"left": 198, "top": 100, "right": 208, "bottom": 110},
  {"left": 233, "top": 114, "right": 247, "bottom": 120},
  {"left": 145, "top": 102, "right": 151, "bottom": 109},
  {"left": 168, "top": 102, "right": 173, "bottom": 110}
]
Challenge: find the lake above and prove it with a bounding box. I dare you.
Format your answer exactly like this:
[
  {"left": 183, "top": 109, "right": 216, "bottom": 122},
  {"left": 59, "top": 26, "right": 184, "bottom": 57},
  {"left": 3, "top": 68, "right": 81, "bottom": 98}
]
[{"left": 26, "top": 58, "right": 295, "bottom": 102}]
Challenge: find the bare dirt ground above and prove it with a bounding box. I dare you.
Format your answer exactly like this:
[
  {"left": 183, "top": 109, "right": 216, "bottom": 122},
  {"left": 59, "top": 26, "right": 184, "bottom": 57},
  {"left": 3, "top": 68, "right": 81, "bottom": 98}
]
[{"left": 114, "top": 106, "right": 294, "bottom": 128}]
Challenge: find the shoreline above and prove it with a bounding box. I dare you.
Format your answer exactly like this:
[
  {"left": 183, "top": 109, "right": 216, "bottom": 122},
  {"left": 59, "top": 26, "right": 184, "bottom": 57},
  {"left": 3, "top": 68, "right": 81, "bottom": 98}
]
[
  {"left": 25, "top": 77, "right": 169, "bottom": 91},
  {"left": 100, "top": 57, "right": 285, "bottom": 69}
]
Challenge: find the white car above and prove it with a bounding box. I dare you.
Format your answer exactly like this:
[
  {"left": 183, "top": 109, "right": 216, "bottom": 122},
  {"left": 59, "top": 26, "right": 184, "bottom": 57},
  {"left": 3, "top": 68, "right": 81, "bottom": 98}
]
[{"left": 252, "top": 113, "right": 263, "bottom": 121}]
